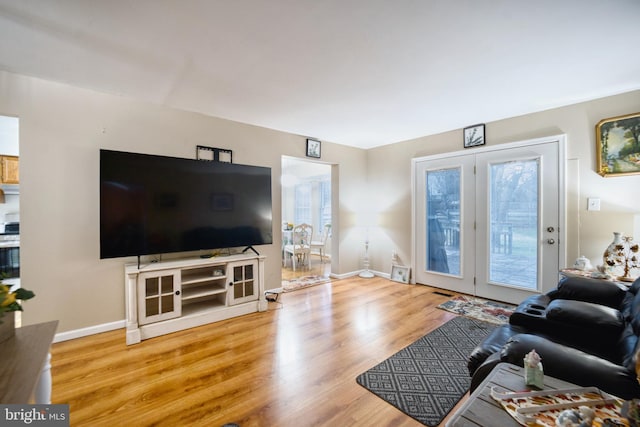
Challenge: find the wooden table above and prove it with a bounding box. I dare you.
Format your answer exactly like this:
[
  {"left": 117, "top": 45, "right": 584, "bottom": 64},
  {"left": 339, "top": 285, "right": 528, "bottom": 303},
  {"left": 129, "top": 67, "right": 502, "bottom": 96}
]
[
  {"left": 0, "top": 320, "right": 58, "bottom": 403},
  {"left": 446, "top": 362, "right": 580, "bottom": 426}
]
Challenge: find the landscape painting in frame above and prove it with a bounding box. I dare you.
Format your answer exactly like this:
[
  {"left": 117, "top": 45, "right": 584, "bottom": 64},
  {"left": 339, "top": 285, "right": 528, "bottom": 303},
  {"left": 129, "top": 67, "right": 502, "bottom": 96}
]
[{"left": 596, "top": 112, "right": 640, "bottom": 177}]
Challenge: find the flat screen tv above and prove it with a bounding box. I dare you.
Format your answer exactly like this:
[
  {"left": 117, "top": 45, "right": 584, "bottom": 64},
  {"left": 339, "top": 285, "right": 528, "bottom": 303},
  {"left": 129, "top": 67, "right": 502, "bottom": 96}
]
[{"left": 100, "top": 149, "right": 273, "bottom": 259}]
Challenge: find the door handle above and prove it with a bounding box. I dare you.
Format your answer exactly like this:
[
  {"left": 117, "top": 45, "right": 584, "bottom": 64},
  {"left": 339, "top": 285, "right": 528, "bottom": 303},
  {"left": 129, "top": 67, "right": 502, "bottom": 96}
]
[{"left": 547, "top": 239, "right": 555, "bottom": 245}]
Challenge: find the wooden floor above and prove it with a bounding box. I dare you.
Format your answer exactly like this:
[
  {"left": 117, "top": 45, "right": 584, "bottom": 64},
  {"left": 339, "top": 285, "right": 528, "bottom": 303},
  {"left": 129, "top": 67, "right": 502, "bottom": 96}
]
[
  {"left": 281, "top": 254, "right": 330, "bottom": 281},
  {"left": 51, "top": 276, "right": 465, "bottom": 427}
]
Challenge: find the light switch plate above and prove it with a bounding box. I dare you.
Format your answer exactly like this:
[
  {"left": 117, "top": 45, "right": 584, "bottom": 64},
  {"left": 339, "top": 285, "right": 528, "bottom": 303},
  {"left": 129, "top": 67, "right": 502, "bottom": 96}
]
[{"left": 587, "top": 198, "right": 601, "bottom": 211}]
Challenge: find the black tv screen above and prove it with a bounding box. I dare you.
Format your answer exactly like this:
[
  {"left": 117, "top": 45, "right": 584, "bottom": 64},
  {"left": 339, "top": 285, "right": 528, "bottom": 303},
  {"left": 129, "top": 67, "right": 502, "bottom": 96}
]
[{"left": 100, "top": 149, "right": 273, "bottom": 259}]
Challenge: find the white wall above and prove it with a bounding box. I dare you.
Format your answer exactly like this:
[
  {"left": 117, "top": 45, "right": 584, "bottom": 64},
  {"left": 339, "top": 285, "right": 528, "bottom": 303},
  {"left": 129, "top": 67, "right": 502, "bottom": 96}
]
[{"left": 0, "top": 70, "right": 366, "bottom": 332}]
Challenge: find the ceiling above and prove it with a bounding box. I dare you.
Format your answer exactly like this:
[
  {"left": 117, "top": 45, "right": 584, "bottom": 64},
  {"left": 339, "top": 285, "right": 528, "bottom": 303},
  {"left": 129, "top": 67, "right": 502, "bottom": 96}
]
[{"left": 1, "top": 0, "right": 639, "bottom": 149}]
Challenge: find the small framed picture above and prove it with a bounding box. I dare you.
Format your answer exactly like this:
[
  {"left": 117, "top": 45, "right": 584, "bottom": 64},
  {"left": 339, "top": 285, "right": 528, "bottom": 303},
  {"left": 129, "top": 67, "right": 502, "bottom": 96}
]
[
  {"left": 463, "top": 124, "right": 485, "bottom": 148},
  {"left": 390, "top": 265, "right": 410, "bottom": 284},
  {"left": 306, "top": 138, "right": 321, "bottom": 158}
]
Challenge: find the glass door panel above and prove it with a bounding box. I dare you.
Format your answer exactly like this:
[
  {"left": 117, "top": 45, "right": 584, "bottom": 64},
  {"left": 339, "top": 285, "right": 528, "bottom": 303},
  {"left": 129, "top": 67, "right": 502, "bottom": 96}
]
[
  {"left": 475, "top": 141, "right": 561, "bottom": 304},
  {"left": 414, "top": 154, "right": 475, "bottom": 295},
  {"left": 489, "top": 159, "right": 539, "bottom": 289},
  {"left": 426, "top": 168, "right": 460, "bottom": 276}
]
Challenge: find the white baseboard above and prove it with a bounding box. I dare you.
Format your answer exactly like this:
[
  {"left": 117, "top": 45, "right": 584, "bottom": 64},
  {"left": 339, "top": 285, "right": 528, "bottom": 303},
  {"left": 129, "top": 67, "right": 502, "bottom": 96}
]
[
  {"left": 53, "top": 319, "right": 125, "bottom": 343},
  {"left": 330, "top": 270, "right": 388, "bottom": 280}
]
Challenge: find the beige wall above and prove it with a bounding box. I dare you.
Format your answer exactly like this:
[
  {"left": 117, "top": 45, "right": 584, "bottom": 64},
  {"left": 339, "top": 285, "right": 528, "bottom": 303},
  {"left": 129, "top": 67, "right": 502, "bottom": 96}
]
[
  {"left": 0, "top": 70, "right": 366, "bottom": 332},
  {"left": 1, "top": 67, "right": 638, "bottom": 334},
  {"left": 367, "top": 90, "right": 640, "bottom": 278}
]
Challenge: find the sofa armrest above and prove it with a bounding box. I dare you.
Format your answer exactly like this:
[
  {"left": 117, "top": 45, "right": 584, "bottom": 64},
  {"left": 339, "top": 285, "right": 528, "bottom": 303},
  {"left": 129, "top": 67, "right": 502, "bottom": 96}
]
[
  {"left": 500, "top": 333, "right": 640, "bottom": 399},
  {"left": 552, "top": 276, "right": 627, "bottom": 308},
  {"left": 468, "top": 324, "right": 528, "bottom": 376},
  {"left": 470, "top": 351, "right": 502, "bottom": 393}
]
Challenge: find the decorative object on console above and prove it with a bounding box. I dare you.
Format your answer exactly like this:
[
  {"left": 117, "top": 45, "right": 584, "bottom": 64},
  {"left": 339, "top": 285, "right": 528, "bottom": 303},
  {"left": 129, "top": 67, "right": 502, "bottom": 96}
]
[
  {"left": 555, "top": 407, "right": 595, "bottom": 427},
  {"left": 463, "top": 123, "right": 485, "bottom": 148},
  {"left": 596, "top": 111, "right": 640, "bottom": 177},
  {"left": 573, "top": 255, "right": 594, "bottom": 271},
  {"left": 603, "top": 232, "right": 640, "bottom": 282},
  {"left": 524, "top": 349, "right": 544, "bottom": 389},
  {"left": 306, "top": 138, "right": 321, "bottom": 158},
  {"left": 491, "top": 387, "right": 615, "bottom": 427}
]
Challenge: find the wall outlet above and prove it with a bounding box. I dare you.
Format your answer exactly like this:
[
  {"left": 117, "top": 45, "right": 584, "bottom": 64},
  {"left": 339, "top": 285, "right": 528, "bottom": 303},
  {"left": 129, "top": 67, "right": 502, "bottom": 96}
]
[{"left": 587, "top": 198, "right": 601, "bottom": 211}]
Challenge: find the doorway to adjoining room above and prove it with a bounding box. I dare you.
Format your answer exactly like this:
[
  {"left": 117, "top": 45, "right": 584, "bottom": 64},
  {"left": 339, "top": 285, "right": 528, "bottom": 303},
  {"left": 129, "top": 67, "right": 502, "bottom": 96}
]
[
  {"left": 0, "top": 115, "right": 21, "bottom": 322},
  {"left": 281, "top": 157, "right": 332, "bottom": 285}
]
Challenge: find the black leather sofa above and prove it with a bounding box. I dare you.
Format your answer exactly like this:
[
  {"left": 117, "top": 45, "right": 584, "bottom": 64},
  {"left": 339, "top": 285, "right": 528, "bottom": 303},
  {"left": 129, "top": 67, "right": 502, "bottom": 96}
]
[{"left": 468, "top": 275, "right": 640, "bottom": 399}]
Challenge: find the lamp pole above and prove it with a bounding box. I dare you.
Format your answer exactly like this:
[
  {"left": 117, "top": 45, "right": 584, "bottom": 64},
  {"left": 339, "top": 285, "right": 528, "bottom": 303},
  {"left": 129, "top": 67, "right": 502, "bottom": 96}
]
[{"left": 359, "top": 239, "right": 374, "bottom": 278}]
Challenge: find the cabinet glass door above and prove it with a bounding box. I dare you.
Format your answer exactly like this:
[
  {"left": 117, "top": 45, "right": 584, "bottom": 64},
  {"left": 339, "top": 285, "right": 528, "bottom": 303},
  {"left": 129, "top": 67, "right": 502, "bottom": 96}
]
[
  {"left": 138, "top": 270, "right": 181, "bottom": 324},
  {"left": 228, "top": 261, "right": 258, "bottom": 305}
]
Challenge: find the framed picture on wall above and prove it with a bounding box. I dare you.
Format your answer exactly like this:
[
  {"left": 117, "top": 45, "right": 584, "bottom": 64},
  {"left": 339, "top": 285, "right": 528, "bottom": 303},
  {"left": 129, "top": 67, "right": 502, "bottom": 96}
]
[
  {"left": 463, "top": 123, "right": 485, "bottom": 148},
  {"left": 596, "top": 112, "right": 640, "bottom": 177},
  {"left": 306, "top": 138, "right": 321, "bottom": 158}
]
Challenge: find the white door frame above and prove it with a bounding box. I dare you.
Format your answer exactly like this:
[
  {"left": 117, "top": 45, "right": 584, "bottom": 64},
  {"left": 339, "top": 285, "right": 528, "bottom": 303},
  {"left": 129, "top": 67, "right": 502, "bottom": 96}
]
[{"left": 411, "top": 135, "right": 567, "bottom": 294}]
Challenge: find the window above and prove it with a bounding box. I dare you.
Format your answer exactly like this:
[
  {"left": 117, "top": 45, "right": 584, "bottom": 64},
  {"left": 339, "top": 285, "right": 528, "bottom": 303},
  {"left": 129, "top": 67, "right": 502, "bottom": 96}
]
[
  {"left": 319, "top": 179, "right": 331, "bottom": 233},
  {"left": 294, "top": 183, "right": 312, "bottom": 225},
  {"left": 293, "top": 176, "right": 331, "bottom": 234}
]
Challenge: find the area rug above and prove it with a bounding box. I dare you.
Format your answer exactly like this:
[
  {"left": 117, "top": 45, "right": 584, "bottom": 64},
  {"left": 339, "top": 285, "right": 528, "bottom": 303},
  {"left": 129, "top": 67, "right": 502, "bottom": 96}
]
[
  {"left": 282, "top": 275, "right": 331, "bottom": 292},
  {"left": 437, "top": 295, "right": 515, "bottom": 324},
  {"left": 356, "top": 316, "right": 496, "bottom": 426}
]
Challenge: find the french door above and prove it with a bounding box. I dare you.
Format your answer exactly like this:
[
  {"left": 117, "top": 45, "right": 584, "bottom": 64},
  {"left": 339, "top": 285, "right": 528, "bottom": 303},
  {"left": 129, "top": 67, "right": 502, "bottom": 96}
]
[{"left": 412, "top": 137, "right": 565, "bottom": 304}]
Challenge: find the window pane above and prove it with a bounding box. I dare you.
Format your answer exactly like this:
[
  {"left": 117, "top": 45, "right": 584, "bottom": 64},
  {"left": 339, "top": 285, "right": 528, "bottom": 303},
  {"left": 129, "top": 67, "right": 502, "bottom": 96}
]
[
  {"left": 320, "top": 179, "right": 331, "bottom": 231},
  {"left": 489, "top": 160, "right": 538, "bottom": 288},
  {"left": 294, "top": 183, "right": 312, "bottom": 224},
  {"left": 426, "top": 168, "right": 460, "bottom": 275}
]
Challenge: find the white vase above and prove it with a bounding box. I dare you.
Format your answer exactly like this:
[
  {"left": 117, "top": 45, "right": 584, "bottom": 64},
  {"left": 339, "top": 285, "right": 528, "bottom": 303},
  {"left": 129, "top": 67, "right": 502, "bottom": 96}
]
[
  {"left": 603, "top": 232, "right": 625, "bottom": 278},
  {"left": 0, "top": 311, "right": 15, "bottom": 343}
]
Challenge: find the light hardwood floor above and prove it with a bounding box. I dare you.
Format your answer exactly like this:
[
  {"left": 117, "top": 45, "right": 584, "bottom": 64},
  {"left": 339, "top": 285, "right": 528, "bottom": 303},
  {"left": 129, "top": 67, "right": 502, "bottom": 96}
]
[
  {"left": 51, "top": 276, "right": 465, "bottom": 426},
  {"left": 281, "top": 254, "right": 330, "bottom": 281}
]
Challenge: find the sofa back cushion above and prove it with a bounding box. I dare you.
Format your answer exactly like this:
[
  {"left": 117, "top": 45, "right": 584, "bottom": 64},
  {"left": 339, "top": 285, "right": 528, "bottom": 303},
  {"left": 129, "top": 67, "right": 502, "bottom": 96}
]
[{"left": 552, "top": 276, "right": 628, "bottom": 308}]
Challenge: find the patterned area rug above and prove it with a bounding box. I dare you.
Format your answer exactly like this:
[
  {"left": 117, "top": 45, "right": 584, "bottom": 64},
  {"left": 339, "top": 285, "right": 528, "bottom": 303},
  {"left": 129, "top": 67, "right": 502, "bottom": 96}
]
[
  {"left": 282, "top": 275, "right": 331, "bottom": 292},
  {"left": 356, "top": 316, "right": 496, "bottom": 426},
  {"left": 437, "top": 295, "right": 515, "bottom": 324}
]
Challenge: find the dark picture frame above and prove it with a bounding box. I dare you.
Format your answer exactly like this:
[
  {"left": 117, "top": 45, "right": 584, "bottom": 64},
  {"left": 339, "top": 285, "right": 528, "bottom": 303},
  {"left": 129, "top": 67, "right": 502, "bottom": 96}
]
[
  {"left": 596, "top": 112, "right": 640, "bottom": 177},
  {"left": 306, "top": 138, "right": 321, "bottom": 158},
  {"left": 463, "top": 124, "right": 485, "bottom": 148}
]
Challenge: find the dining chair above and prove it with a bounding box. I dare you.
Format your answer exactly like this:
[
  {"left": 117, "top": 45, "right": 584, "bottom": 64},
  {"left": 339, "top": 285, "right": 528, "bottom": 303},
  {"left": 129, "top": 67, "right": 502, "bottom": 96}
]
[
  {"left": 283, "top": 223, "right": 313, "bottom": 271},
  {"left": 310, "top": 224, "right": 331, "bottom": 263}
]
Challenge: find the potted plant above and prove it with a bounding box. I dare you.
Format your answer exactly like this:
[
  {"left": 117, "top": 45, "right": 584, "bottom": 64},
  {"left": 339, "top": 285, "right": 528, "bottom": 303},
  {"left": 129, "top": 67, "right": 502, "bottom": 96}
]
[{"left": 0, "top": 283, "right": 35, "bottom": 342}]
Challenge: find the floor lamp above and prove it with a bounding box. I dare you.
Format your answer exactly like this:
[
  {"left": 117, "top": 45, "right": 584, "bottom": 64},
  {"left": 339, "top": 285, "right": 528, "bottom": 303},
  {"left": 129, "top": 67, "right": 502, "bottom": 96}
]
[{"left": 359, "top": 238, "right": 374, "bottom": 278}]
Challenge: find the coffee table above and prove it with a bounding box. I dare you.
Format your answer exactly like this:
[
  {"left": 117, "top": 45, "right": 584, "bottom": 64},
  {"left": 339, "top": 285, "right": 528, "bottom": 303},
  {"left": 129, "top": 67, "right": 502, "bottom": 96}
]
[{"left": 446, "top": 362, "right": 581, "bottom": 426}]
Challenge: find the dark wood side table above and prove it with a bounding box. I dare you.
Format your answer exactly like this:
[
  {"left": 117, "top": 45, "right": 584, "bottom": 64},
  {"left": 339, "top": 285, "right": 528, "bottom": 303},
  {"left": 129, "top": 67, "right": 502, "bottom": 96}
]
[
  {"left": 0, "top": 320, "right": 58, "bottom": 403},
  {"left": 446, "top": 362, "right": 581, "bottom": 426}
]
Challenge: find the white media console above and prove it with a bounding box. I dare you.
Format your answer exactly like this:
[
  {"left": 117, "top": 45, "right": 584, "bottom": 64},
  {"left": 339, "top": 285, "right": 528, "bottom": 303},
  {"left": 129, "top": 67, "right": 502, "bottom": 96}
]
[{"left": 124, "top": 253, "right": 267, "bottom": 345}]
